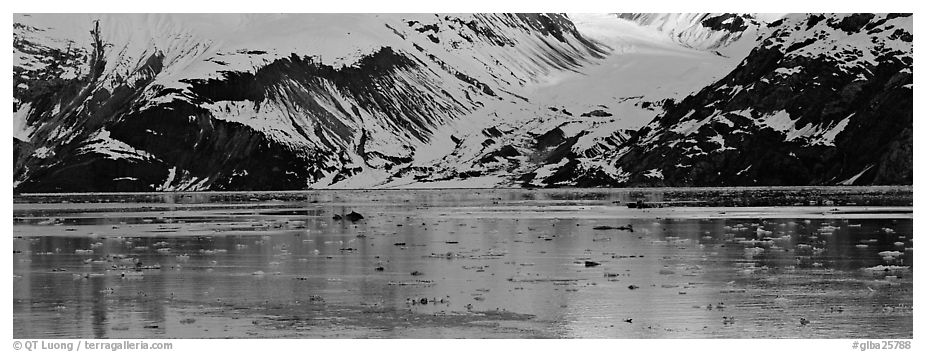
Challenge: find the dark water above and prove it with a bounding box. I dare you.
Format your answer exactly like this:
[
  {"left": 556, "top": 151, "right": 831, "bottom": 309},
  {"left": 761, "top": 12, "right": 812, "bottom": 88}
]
[{"left": 12, "top": 187, "right": 913, "bottom": 338}]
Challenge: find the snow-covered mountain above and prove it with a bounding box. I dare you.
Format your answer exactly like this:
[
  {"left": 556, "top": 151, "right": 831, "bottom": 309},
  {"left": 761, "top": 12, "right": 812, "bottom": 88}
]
[
  {"left": 14, "top": 13, "right": 606, "bottom": 191},
  {"left": 374, "top": 13, "right": 770, "bottom": 189},
  {"left": 13, "top": 13, "right": 912, "bottom": 191},
  {"left": 538, "top": 13, "right": 912, "bottom": 187}
]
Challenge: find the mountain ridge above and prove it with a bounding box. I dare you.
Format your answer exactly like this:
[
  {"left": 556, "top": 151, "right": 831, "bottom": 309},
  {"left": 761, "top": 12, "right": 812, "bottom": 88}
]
[{"left": 12, "top": 13, "right": 912, "bottom": 192}]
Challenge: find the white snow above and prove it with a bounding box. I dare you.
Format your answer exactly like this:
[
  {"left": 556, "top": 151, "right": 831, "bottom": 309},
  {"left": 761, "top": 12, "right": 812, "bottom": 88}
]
[
  {"left": 577, "top": 159, "right": 627, "bottom": 183},
  {"left": 14, "top": 102, "right": 35, "bottom": 141},
  {"left": 671, "top": 117, "right": 706, "bottom": 135},
  {"left": 813, "top": 115, "right": 852, "bottom": 146},
  {"left": 160, "top": 167, "right": 177, "bottom": 191},
  {"left": 33, "top": 147, "right": 53, "bottom": 158},
  {"left": 412, "top": 127, "right": 458, "bottom": 164},
  {"left": 571, "top": 122, "right": 627, "bottom": 154},
  {"left": 381, "top": 175, "right": 508, "bottom": 189},
  {"left": 644, "top": 168, "right": 664, "bottom": 179},
  {"left": 156, "top": 166, "right": 211, "bottom": 191},
  {"left": 529, "top": 159, "right": 569, "bottom": 187},
  {"left": 707, "top": 134, "right": 733, "bottom": 151},
  {"left": 773, "top": 66, "right": 802, "bottom": 76},
  {"left": 759, "top": 110, "right": 854, "bottom": 146},
  {"left": 673, "top": 109, "right": 752, "bottom": 136},
  {"left": 80, "top": 129, "right": 156, "bottom": 161},
  {"left": 839, "top": 164, "right": 875, "bottom": 186},
  {"left": 612, "top": 166, "right": 632, "bottom": 183},
  {"left": 759, "top": 110, "right": 806, "bottom": 141}
]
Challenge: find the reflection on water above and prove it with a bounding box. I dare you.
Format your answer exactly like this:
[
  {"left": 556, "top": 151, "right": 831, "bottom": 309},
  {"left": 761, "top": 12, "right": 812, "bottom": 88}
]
[{"left": 13, "top": 187, "right": 913, "bottom": 338}]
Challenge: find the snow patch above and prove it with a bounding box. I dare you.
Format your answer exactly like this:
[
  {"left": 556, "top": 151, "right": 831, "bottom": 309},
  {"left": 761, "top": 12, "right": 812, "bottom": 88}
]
[
  {"left": 812, "top": 115, "right": 852, "bottom": 146},
  {"left": 673, "top": 109, "right": 752, "bottom": 136},
  {"left": 644, "top": 168, "right": 664, "bottom": 179},
  {"left": 159, "top": 167, "right": 177, "bottom": 191},
  {"left": 773, "top": 66, "right": 802, "bottom": 76},
  {"left": 80, "top": 129, "right": 156, "bottom": 161},
  {"left": 14, "top": 102, "right": 35, "bottom": 141},
  {"left": 707, "top": 134, "right": 735, "bottom": 151},
  {"left": 384, "top": 175, "right": 506, "bottom": 189},
  {"left": 529, "top": 159, "right": 569, "bottom": 186},
  {"left": 760, "top": 110, "right": 854, "bottom": 146},
  {"left": 839, "top": 164, "right": 875, "bottom": 185},
  {"left": 759, "top": 110, "right": 805, "bottom": 141},
  {"left": 613, "top": 166, "right": 632, "bottom": 183},
  {"left": 33, "top": 147, "right": 53, "bottom": 158}
]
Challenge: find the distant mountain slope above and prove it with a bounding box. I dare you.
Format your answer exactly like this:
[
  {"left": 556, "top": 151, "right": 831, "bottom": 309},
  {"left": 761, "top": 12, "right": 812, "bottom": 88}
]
[
  {"left": 613, "top": 13, "right": 762, "bottom": 51},
  {"left": 541, "top": 13, "right": 912, "bottom": 187},
  {"left": 13, "top": 13, "right": 605, "bottom": 192}
]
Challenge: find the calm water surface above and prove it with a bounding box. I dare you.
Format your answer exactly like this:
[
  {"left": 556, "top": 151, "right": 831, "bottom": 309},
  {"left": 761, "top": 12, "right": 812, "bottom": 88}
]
[{"left": 12, "top": 187, "right": 913, "bottom": 338}]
